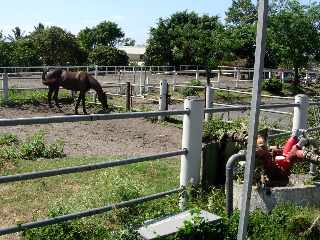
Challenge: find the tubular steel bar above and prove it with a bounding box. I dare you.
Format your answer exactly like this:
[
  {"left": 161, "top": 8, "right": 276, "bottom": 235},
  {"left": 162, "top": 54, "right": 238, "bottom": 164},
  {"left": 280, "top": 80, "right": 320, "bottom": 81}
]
[
  {"left": 237, "top": 0, "right": 268, "bottom": 239},
  {"left": 0, "top": 150, "right": 187, "bottom": 184},
  {"left": 0, "top": 110, "right": 190, "bottom": 127},
  {"left": 204, "top": 103, "right": 298, "bottom": 114},
  {"left": 0, "top": 188, "right": 181, "bottom": 236}
]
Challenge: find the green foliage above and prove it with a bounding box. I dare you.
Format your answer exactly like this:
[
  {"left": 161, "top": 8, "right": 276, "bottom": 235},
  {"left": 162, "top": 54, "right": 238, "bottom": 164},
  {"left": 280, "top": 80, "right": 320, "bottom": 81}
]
[
  {"left": 180, "top": 79, "right": 203, "bottom": 97},
  {"left": 225, "top": 0, "right": 257, "bottom": 26},
  {"left": 0, "top": 131, "right": 65, "bottom": 167},
  {"left": 268, "top": 1, "right": 320, "bottom": 80},
  {"left": 262, "top": 78, "right": 283, "bottom": 94},
  {"left": 30, "top": 26, "right": 87, "bottom": 65},
  {"left": 88, "top": 45, "right": 129, "bottom": 66},
  {"left": 170, "top": 208, "right": 226, "bottom": 240},
  {"left": 20, "top": 131, "right": 65, "bottom": 160},
  {"left": 23, "top": 206, "right": 113, "bottom": 240},
  {"left": 110, "top": 176, "right": 142, "bottom": 202},
  {"left": 0, "top": 133, "right": 19, "bottom": 146},
  {"left": 203, "top": 117, "right": 248, "bottom": 142},
  {"left": 78, "top": 21, "right": 125, "bottom": 50},
  {"left": 145, "top": 11, "right": 225, "bottom": 68}
]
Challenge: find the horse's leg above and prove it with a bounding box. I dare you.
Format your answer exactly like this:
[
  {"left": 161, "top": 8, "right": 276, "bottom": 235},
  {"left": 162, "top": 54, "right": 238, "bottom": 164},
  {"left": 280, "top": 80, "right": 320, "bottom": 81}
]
[
  {"left": 53, "top": 87, "right": 60, "bottom": 108},
  {"left": 48, "top": 87, "right": 54, "bottom": 108},
  {"left": 75, "top": 94, "right": 82, "bottom": 115},
  {"left": 81, "top": 93, "right": 88, "bottom": 115}
]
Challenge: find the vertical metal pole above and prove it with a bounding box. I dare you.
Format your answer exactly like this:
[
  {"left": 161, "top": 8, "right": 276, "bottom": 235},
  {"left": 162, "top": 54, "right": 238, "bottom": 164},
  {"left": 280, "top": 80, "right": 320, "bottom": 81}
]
[
  {"left": 173, "top": 70, "right": 177, "bottom": 92},
  {"left": 281, "top": 71, "right": 284, "bottom": 83},
  {"left": 158, "top": 80, "right": 168, "bottom": 121},
  {"left": 139, "top": 70, "right": 143, "bottom": 95},
  {"left": 268, "top": 70, "right": 272, "bottom": 80},
  {"left": 3, "top": 72, "right": 9, "bottom": 103},
  {"left": 292, "top": 95, "right": 312, "bottom": 173},
  {"left": 146, "top": 75, "right": 149, "bottom": 93},
  {"left": 95, "top": 65, "right": 98, "bottom": 79},
  {"left": 126, "top": 82, "right": 131, "bottom": 112},
  {"left": 205, "top": 84, "right": 213, "bottom": 122},
  {"left": 217, "top": 70, "right": 221, "bottom": 88},
  {"left": 292, "top": 94, "right": 309, "bottom": 132},
  {"left": 237, "top": 0, "right": 268, "bottom": 239},
  {"left": 236, "top": 68, "right": 240, "bottom": 88},
  {"left": 195, "top": 69, "right": 199, "bottom": 81},
  {"left": 179, "top": 97, "right": 204, "bottom": 209}
]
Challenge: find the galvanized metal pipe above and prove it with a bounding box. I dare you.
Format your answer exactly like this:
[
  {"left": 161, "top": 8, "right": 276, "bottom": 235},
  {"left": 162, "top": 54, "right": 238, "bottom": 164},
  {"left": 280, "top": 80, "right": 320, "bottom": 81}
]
[
  {"left": 0, "top": 110, "right": 189, "bottom": 127},
  {"left": 204, "top": 103, "right": 298, "bottom": 114},
  {"left": 0, "top": 150, "right": 187, "bottom": 184},
  {"left": 0, "top": 188, "right": 181, "bottom": 236},
  {"left": 226, "top": 151, "right": 246, "bottom": 217},
  {"left": 180, "top": 97, "right": 204, "bottom": 209}
]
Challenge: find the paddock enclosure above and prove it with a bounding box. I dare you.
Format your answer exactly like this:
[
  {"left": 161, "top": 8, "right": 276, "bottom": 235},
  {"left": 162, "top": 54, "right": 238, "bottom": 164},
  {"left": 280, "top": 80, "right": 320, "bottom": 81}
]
[{"left": 0, "top": 65, "right": 320, "bottom": 239}]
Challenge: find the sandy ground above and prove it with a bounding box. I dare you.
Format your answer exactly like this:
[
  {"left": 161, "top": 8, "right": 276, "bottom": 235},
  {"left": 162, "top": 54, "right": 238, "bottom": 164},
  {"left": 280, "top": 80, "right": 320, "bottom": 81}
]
[{"left": 0, "top": 104, "right": 182, "bottom": 158}]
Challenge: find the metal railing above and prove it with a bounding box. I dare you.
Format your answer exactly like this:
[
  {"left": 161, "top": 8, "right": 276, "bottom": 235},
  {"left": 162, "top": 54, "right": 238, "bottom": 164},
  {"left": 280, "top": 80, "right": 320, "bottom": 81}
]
[
  {"left": 0, "top": 108, "right": 190, "bottom": 236},
  {"left": 0, "top": 95, "right": 320, "bottom": 236}
]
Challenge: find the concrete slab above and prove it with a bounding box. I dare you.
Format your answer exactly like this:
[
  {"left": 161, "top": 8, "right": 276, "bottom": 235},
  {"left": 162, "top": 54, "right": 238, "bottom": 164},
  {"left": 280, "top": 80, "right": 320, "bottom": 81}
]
[
  {"left": 137, "top": 210, "right": 221, "bottom": 239},
  {"left": 233, "top": 182, "right": 320, "bottom": 213}
]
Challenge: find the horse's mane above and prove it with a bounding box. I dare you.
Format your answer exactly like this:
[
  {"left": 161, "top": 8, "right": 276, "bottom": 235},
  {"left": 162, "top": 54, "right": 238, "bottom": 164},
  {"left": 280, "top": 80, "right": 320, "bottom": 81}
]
[
  {"left": 42, "top": 69, "right": 63, "bottom": 85},
  {"left": 87, "top": 74, "right": 104, "bottom": 95}
]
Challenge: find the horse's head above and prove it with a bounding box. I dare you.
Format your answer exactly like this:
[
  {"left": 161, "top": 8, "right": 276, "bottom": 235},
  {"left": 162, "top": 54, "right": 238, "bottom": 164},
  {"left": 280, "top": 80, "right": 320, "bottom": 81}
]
[{"left": 42, "top": 69, "right": 63, "bottom": 85}]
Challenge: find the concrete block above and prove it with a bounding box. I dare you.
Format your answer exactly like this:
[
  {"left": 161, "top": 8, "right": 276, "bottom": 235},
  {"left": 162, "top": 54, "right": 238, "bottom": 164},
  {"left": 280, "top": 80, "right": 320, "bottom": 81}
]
[
  {"left": 137, "top": 210, "right": 221, "bottom": 239},
  {"left": 233, "top": 182, "right": 320, "bottom": 213}
]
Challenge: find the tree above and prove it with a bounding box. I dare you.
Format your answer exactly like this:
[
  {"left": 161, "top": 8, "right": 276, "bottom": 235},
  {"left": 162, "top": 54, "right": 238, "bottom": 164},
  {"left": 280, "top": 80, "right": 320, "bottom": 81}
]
[
  {"left": 224, "top": 0, "right": 258, "bottom": 67},
  {"left": 225, "top": 0, "right": 257, "bottom": 26},
  {"left": 78, "top": 21, "right": 124, "bottom": 50},
  {"left": 268, "top": 0, "right": 320, "bottom": 81},
  {"left": 145, "top": 11, "right": 225, "bottom": 68},
  {"left": 88, "top": 45, "right": 128, "bottom": 66},
  {"left": 7, "top": 26, "right": 25, "bottom": 41},
  {"left": 31, "top": 26, "right": 87, "bottom": 65},
  {"left": 10, "top": 38, "right": 41, "bottom": 66},
  {"left": 121, "top": 37, "right": 135, "bottom": 46}
]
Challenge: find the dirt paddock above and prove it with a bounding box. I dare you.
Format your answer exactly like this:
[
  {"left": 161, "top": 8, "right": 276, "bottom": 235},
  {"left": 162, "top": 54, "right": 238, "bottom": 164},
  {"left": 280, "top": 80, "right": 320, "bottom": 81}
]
[{"left": 0, "top": 104, "right": 182, "bottom": 158}]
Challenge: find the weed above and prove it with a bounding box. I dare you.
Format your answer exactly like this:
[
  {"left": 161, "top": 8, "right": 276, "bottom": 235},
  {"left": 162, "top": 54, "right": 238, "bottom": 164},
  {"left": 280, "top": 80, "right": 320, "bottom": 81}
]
[{"left": 180, "top": 80, "right": 203, "bottom": 97}]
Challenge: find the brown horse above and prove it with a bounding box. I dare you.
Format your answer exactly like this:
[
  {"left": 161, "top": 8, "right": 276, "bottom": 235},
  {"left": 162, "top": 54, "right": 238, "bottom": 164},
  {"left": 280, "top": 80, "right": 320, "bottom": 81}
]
[{"left": 42, "top": 69, "right": 108, "bottom": 114}]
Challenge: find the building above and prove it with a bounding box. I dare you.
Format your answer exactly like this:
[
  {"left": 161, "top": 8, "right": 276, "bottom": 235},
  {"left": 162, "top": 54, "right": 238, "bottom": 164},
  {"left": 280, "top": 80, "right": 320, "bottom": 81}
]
[{"left": 118, "top": 46, "right": 146, "bottom": 66}]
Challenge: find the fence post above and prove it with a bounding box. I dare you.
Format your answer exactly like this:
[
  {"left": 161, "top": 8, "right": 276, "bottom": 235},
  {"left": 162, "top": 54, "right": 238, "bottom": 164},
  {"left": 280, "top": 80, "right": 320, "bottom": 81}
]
[
  {"left": 292, "top": 94, "right": 309, "bottom": 132},
  {"left": 280, "top": 71, "right": 284, "bottom": 83},
  {"left": 205, "top": 84, "right": 213, "bottom": 122},
  {"left": 94, "top": 65, "right": 98, "bottom": 79},
  {"left": 236, "top": 68, "right": 240, "bottom": 88},
  {"left": 172, "top": 71, "right": 177, "bottom": 92},
  {"left": 268, "top": 70, "right": 272, "bottom": 80},
  {"left": 179, "top": 97, "right": 204, "bottom": 209},
  {"left": 146, "top": 75, "right": 149, "bottom": 93},
  {"left": 3, "top": 72, "right": 9, "bottom": 103},
  {"left": 158, "top": 80, "right": 168, "bottom": 121},
  {"left": 139, "top": 70, "right": 144, "bottom": 96},
  {"left": 195, "top": 69, "right": 199, "bottom": 81},
  {"left": 126, "top": 82, "right": 131, "bottom": 111},
  {"left": 292, "top": 94, "right": 314, "bottom": 173}
]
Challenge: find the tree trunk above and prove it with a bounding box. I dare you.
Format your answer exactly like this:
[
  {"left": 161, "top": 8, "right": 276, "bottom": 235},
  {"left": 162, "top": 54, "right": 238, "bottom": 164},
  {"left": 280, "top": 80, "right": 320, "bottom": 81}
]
[
  {"left": 206, "top": 67, "right": 210, "bottom": 85},
  {"left": 294, "top": 66, "right": 299, "bottom": 85}
]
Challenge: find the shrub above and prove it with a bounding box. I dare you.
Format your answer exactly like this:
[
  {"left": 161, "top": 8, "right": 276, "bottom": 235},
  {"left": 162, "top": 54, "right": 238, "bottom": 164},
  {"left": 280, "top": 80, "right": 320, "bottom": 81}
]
[
  {"left": 262, "top": 78, "right": 283, "bottom": 94},
  {"left": 0, "top": 133, "right": 19, "bottom": 145},
  {"left": 181, "top": 79, "right": 203, "bottom": 97}
]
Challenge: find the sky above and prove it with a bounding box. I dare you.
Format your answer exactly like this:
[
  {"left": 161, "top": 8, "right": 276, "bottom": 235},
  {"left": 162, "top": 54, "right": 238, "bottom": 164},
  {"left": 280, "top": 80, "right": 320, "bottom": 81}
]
[{"left": 0, "top": 0, "right": 313, "bottom": 45}]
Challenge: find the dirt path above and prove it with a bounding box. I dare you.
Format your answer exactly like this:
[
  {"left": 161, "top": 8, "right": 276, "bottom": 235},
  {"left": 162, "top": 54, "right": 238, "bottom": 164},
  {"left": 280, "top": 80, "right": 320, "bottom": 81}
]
[{"left": 0, "top": 104, "right": 182, "bottom": 158}]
